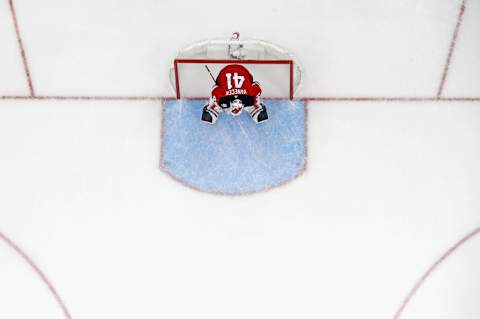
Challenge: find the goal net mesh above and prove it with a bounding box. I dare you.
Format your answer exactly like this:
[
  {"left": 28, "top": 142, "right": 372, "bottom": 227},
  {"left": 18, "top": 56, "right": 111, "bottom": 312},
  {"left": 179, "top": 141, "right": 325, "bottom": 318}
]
[{"left": 170, "top": 36, "right": 302, "bottom": 99}]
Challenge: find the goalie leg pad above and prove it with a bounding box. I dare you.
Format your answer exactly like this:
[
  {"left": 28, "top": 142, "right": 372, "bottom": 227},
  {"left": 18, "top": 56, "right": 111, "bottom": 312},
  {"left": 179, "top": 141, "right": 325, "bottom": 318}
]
[
  {"left": 246, "top": 103, "right": 268, "bottom": 124},
  {"left": 201, "top": 105, "right": 219, "bottom": 124}
]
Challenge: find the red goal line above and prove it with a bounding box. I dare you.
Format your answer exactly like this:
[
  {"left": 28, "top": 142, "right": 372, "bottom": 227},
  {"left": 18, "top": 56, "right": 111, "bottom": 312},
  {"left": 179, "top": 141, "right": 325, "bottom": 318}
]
[{"left": 0, "top": 95, "right": 479, "bottom": 102}]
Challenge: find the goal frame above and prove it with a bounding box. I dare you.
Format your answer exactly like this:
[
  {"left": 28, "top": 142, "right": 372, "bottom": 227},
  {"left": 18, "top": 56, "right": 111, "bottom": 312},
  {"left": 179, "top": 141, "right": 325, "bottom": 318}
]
[{"left": 173, "top": 59, "right": 295, "bottom": 100}]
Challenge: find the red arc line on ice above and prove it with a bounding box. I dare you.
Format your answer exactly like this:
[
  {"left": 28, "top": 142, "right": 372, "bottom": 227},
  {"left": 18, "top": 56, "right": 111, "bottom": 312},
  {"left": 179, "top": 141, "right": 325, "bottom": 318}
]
[
  {"left": 0, "top": 231, "right": 72, "bottom": 319},
  {"left": 393, "top": 226, "right": 480, "bottom": 319}
]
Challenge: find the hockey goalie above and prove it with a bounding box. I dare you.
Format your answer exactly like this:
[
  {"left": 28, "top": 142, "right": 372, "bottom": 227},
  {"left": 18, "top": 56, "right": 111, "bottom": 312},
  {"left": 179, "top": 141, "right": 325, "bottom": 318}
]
[{"left": 201, "top": 64, "right": 269, "bottom": 124}]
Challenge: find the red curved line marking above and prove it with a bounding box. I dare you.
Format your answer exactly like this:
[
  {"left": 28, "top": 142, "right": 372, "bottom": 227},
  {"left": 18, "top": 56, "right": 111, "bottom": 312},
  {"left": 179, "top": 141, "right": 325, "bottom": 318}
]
[
  {"left": 0, "top": 231, "right": 72, "bottom": 319},
  {"left": 393, "top": 226, "right": 480, "bottom": 319}
]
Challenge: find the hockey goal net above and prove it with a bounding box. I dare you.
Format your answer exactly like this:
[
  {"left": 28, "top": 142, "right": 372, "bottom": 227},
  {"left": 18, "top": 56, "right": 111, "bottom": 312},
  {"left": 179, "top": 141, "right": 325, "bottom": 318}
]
[{"left": 170, "top": 34, "right": 302, "bottom": 100}]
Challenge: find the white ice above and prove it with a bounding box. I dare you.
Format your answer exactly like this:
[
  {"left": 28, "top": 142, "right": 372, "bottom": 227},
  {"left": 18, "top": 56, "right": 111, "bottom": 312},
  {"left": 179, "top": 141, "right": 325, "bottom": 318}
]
[{"left": 0, "top": 0, "right": 479, "bottom": 319}]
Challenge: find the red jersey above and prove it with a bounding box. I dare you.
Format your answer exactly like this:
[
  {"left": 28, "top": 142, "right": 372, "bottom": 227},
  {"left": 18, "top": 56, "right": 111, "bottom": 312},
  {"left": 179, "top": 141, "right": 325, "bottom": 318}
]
[{"left": 210, "top": 65, "right": 261, "bottom": 107}]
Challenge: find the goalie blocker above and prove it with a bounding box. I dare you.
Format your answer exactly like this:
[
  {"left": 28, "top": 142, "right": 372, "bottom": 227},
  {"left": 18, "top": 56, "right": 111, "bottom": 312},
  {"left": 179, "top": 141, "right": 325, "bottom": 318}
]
[{"left": 201, "top": 64, "right": 268, "bottom": 124}]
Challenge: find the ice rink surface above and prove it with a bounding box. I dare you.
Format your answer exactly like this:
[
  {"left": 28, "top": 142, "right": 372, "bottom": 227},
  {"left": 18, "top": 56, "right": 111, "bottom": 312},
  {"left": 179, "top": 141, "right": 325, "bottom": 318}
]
[{"left": 0, "top": 0, "right": 480, "bottom": 319}]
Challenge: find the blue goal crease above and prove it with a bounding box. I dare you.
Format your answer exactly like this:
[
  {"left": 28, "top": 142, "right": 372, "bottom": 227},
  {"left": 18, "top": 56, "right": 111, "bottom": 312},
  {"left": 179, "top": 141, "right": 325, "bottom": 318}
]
[{"left": 161, "top": 99, "right": 306, "bottom": 195}]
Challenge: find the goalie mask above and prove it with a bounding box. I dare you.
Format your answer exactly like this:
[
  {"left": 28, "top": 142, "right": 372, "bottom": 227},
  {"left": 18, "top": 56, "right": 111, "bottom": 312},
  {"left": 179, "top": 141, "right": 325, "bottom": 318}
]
[{"left": 228, "top": 99, "right": 244, "bottom": 116}]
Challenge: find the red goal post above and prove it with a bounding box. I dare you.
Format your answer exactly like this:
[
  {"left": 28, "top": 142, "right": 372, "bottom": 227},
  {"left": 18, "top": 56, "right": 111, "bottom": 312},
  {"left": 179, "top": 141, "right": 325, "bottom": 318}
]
[{"left": 170, "top": 35, "right": 302, "bottom": 100}]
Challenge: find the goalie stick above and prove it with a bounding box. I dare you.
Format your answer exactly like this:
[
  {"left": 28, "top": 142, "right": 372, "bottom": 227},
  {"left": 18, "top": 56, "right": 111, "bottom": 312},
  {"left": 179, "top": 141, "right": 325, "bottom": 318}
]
[{"left": 205, "top": 65, "right": 216, "bottom": 84}]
